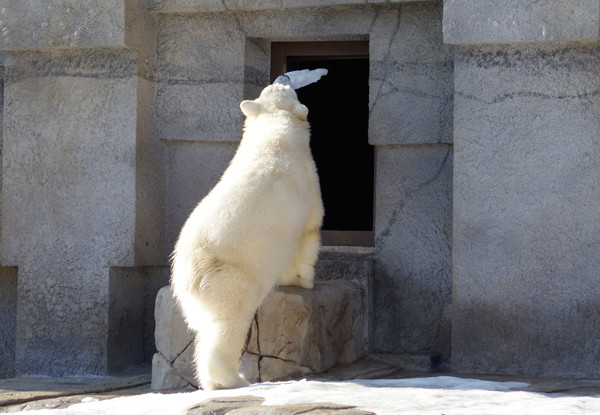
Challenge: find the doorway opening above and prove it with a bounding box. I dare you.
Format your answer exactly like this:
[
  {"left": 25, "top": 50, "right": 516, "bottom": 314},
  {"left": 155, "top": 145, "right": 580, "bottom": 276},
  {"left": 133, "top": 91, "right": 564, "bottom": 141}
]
[{"left": 271, "top": 41, "right": 373, "bottom": 246}]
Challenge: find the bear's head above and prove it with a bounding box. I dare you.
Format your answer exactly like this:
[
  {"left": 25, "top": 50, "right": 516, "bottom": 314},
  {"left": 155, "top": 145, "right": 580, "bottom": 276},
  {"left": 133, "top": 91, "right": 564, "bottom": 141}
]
[{"left": 240, "top": 83, "right": 308, "bottom": 121}]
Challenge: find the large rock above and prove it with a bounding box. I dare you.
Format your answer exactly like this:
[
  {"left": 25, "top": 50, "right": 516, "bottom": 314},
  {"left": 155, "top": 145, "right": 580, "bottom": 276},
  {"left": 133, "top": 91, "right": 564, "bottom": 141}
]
[{"left": 152, "top": 280, "right": 366, "bottom": 390}]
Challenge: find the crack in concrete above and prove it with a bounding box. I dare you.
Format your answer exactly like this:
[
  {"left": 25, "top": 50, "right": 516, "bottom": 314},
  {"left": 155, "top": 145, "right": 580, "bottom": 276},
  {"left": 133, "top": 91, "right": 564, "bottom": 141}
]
[{"left": 170, "top": 339, "right": 194, "bottom": 365}]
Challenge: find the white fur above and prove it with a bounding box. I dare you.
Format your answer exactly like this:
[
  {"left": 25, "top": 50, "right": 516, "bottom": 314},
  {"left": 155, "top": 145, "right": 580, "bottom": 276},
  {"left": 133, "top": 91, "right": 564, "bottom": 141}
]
[{"left": 170, "top": 83, "right": 323, "bottom": 391}]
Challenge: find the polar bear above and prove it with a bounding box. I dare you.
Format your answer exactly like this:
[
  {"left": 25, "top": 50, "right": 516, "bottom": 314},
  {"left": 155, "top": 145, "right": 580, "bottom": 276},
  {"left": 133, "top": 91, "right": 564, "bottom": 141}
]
[{"left": 170, "top": 79, "right": 324, "bottom": 390}]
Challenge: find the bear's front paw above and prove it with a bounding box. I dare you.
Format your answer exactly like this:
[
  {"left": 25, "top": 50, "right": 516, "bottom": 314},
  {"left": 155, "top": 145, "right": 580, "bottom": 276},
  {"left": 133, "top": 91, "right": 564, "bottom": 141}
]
[
  {"left": 279, "top": 264, "right": 314, "bottom": 289},
  {"left": 296, "top": 277, "right": 314, "bottom": 290}
]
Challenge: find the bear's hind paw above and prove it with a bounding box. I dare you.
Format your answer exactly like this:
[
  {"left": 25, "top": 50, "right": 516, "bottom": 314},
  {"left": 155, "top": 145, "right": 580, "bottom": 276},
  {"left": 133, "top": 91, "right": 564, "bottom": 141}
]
[{"left": 202, "top": 373, "right": 250, "bottom": 391}]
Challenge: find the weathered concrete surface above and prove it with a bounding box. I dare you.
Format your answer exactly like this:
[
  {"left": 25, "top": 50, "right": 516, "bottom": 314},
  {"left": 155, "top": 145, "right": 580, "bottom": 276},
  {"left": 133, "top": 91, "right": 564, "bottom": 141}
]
[
  {"left": 1, "top": 48, "right": 137, "bottom": 376},
  {"left": 155, "top": 3, "right": 452, "bottom": 146},
  {"left": 149, "top": 0, "right": 435, "bottom": 12},
  {"left": 252, "top": 280, "right": 366, "bottom": 380},
  {"left": 164, "top": 141, "right": 238, "bottom": 251},
  {"left": 452, "top": 42, "right": 600, "bottom": 378},
  {"left": 369, "top": 3, "right": 453, "bottom": 145},
  {"left": 127, "top": 0, "right": 167, "bottom": 266},
  {"left": 154, "top": 10, "right": 245, "bottom": 142},
  {"left": 151, "top": 284, "right": 196, "bottom": 390},
  {"left": 158, "top": 3, "right": 454, "bottom": 366},
  {"left": 5, "top": 365, "right": 600, "bottom": 413},
  {"left": 152, "top": 281, "right": 366, "bottom": 390},
  {"left": 108, "top": 266, "right": 170, "bottom": 374},
  {"left": 374, "top": 144, "right": 453, "bottom": 363},
  {"left": 315, "top": 249, "right": 374, "bottom": 349},
  {"left": 0, "top": 0, "right": 126, "bottom": 49},
  {"left": 0, "top": 267, "right": 16, "bottom": 378},
  {"left": 0, "top": 367, "right": 151, "bottom": 410},
  {"left": 443, "top": 0, "right": 600, "bottom": 44}
]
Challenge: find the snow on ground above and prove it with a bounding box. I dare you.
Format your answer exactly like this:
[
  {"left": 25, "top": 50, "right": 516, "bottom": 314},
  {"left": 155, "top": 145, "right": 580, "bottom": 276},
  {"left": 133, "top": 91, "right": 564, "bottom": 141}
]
[{"left": 18, "top": 376, "right": 600, "bottom": 415}]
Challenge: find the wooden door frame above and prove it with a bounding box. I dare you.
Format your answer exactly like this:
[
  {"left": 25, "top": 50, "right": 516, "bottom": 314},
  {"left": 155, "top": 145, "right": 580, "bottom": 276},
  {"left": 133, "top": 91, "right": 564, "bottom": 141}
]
[{"left": 270, "top": 41, "right": 373, "bottom": 247}]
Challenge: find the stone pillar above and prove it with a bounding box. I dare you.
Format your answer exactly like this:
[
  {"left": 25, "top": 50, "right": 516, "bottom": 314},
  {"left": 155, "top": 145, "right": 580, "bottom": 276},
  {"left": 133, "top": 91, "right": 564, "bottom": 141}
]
[
  {"left": 2, "top": 48, "right": 137, "bottom": 376},
  {"left": 0, "top": 0, "right": 164, "bottom": 376},
  {"left": 445, "top": 2, "right": 600, "bottom": 377},
  {"left": 369, "top": 3, "right": 454, "bottom": 363}
]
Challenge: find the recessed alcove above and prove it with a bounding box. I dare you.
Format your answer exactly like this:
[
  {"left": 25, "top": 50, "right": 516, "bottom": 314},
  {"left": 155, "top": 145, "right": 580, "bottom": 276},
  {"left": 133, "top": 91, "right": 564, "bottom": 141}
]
[{"left": 271, "top": 41, "right": 373, "bottom": 246}]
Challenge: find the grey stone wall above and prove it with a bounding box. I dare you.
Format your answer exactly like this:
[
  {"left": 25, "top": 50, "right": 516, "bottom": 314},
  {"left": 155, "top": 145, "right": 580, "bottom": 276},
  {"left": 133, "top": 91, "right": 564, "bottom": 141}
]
[
  {"left": 149, "top": 0, "right": 435, "bottom": 13},
  {"left": 446, "top": 3, "right": 600, "bottom": 378},
  {"left": 0, "top": 0, "right": 126, "bottom": 49},
  {"left": 443, "top": 0, "right": 599, "bottom": 44},
  {"left": 0, "top": 0, "right": 169, "bottom": 377},
  {"left": 1, "top": 49, "right": 138, "bottom": 376},
  {"left": 452, "top": 41, "right": 600, "bottom": 378},
  {"left": 0, "top": 0, "right": 455, "bottom": 376},
  {"left": 156, "top": 2, "right": 454, "bottom": 364},
  {"left": 374, "top": 145, "right": 452, "bottom": 361},
  {"left": 108, "top": 266, "right": 170, "bottom": 373}
]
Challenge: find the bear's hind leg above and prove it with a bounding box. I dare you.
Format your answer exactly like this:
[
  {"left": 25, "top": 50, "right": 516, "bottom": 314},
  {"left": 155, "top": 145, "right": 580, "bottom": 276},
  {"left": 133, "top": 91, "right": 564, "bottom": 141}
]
[
  {"left": 192, "top": 269, "right": 261, "bottom": 390},
  {"left": 194, "top": 326, "right": 250, "bottom": 390}
]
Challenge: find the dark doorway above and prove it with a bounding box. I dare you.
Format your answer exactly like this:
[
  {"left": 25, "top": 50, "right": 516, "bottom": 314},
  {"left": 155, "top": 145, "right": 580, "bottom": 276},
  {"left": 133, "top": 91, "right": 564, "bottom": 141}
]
[{"left": 271, "top": 41, "right": 373, "bottom": 246}]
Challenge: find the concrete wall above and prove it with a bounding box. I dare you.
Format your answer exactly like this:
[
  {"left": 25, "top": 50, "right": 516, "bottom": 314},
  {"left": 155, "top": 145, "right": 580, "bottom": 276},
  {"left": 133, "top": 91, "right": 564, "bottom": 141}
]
[
  {"left": 0, "top": 0, "right": 126, "bottom": 49},
  {"left": 155, "top": 2, "right": 454, "bottom": 364},
  {"left": 0, "top": 0, "right": 167, "bottom": 376},
  {"left": 1, "top": 48, "right": 138, "bottom": 376},
  {"left": 445, "top": 3, "right": 600, "bottom": 377},
  {"left": 8, "top": 0, "right": 599, "bottom": 380},
  {"left": 0, "top": 0, "right": 454, "bottom": 376}
]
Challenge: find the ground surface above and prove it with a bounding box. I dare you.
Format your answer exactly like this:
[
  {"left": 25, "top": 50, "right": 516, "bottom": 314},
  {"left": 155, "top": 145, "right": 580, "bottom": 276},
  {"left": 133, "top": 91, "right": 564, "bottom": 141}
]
[{"left": 2, "top": 357, "right": 600, "bottom": 414}]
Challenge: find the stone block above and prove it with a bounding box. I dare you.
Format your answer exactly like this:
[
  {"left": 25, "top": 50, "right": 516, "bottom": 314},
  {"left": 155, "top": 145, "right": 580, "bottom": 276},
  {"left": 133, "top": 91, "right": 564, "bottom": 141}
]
[
  {"left": 153, "top": 286, "right": 195, "bottom": 363},
  {"left": 152, "top": 280, "right": 366, "bottom": 389},
  {"left": 152, "top": 286, "right": 197, "bottom": 389},
  {"left": 244, "top": 37, "right": 270, "bottom": 100},
  {"left": 0, "top": 0, "right": 126, "bottom": 49},
  {"left": 154, "top": 12, "right": 245, "bottom": 142},
  {"left": 107, "top": 268, "right": 146, "bottom": 374},
  {"left": 239, "top": 353, "right": 260, "bottom": 384},
  {"left": 316, "top": 249, "right": 373, "bottom": 290},
  {"left": 257, "top": 281, "right": 366, "bottom": 376},
  {"left": 151, "top": 352, "right": 193, "bottom": 391},
  {"left": 443, "top": 0, "right": 600, "bottom": 44},
  {"left": 452, "top": 42, "right": 600, "bottom": 378},
  {"left": 1, "top": 48, "right": 137, "bottom": 376},
  {"left": 369, "top": 3, "right": 453, "bottom": 145},
  {"left": 155, "top": 82, "right": 244, "bottom": 142}
]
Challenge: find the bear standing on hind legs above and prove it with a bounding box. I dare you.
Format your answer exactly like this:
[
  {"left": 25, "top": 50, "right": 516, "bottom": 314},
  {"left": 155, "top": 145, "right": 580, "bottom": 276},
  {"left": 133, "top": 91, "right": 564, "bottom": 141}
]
[{"left": 170, "top": 70, "right": 327, "bottom": 390}]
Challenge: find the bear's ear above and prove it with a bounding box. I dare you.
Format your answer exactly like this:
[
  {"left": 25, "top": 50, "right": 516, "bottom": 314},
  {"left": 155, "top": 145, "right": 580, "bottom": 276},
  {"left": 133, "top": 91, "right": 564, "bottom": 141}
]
[
  {"left": 292, "top": 103, "right": 308, "bottom": 121},
  {"left": 240, "top": 100, "right": 261, "bottom": 116}
]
